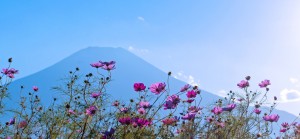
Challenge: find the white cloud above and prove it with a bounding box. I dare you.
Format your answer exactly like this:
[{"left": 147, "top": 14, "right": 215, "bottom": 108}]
[
  {"left": 128, "top": 46, "right": 149, "bottom": 54},
  {"left": 290, "top": 77, "right": 299, "bottom": 84},
  {"left": 218, "top": 89, "right": 228, "bottom": 97},
  {"left": 137, "top": 16, "right": 145, "bottom": 21},
  {"left": 279, "top": 88, "right": 300, "bottom": 103},
  {"left": 174, "top": 71, "right": 200, "bottom": 87}
]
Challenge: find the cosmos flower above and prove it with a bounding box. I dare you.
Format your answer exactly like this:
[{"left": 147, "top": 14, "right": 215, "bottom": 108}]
[
  {"left": 206, "top": 116, "right": 214, "bottom": 123},
  {"left": 139, "top": 101, "right": 151, "bottom": 109},
  {"left": 120, "top": 107, "right": 129, "bottom": 113},
  {"left": 133, "top": 83, "right": 146, "bottom": 92},
  {"left": 112, "top": 101, "right": 119, "bottom": 107},
  {"left": 259, "top": 79, "right": 271, "bottom": 88},
  {"left": 2, "top": 68, "right": 18, "bottom": 78},
  {"left": 132, "top": 117, "right": 152, "bottom": 127},
  {"left": 9, "top": 118, "right": 15, "bottom": 125},
  {"left": 150, "top": 82, "right": 166, "bottom": 95},
  {"left": 188, "top": 106, "right": 202, "bottom": 113},
  {"left": 91, "top": 92, "right": 101, "bottom": 98},
  {"left": 222, "top": 104, "right": 236, "bottom": 112},
  {"left": 180, "top": 84, "right": 191, "bottom": 92},
  {"left": 211, "top": 106, "right": 223, "bottom": 115},
  {"left": 32, "top": 86, "right": 39, "bottom": 92},
  {"left": 68, "top": 109, "right": 76, "bottom": 115},
  {"left": 237, "top": 80, "right": 249, "bottom": 89},
  {"left": 162, "top": 117, "right": 179, "bottom": 125},
  {"left": 99, "top": 61, "right": 116, "bottom": 70},
  {"left": 263, "top": 114, "right": 279, "bottom": 122},
  {"left": 118, "top": 117, "right": 131, "bottom": 125},
  {"left": 138, "top": 108, "right": 146, "bottom": 114},
  {"left": 186, "top": 90, "right": 197, "bottom": 98},
  {"left": 181, "top": 112, "right": 196, "bottom": 121},
  {"left": 18, "top": 120, "right": 28, "bottom": 128},
  {"left": 86, "top": 106, "right": 98, "bottom": 116},
  {"left": 281, "top": 122, "right": 289, "bottom": 128},
  {"left": 253, "top": 108, "right": 261, "bottom": 114},
  {"left": 90, "top": 62, "right": 104, "bottom": 68},
  {"left": 280, "top": 128, "right": 287, "bottom": 133},
  {"left": 163, "top": 94, "right": 180, "bottom": 110}
]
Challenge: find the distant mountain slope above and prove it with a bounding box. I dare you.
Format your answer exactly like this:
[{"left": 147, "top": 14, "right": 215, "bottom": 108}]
[{"left": 4, "top": 47, "right": 297, "bottom": 134}]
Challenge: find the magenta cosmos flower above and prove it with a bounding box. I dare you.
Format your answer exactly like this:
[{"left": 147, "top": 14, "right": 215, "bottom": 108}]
[
  {"left": 132, "top": 117, "right": 152, "bottom": 128},
  {"left": 162, "top": 117, "right": 179, "bottom": 125},
  {"left": 2, "top": 68, "right": 18, "bottom": 78},
  {"left": 163, "top": 94, "right": 180, "bottom": 110},
  {"left": 253, "top": 108, "right": 261, "bottom": 114},
  {"left": 181, "top": 112, "right": 196, "bottom": 121},
  {"left": 100, "top": 61, "right": 116, "bottom": 71},
  {"left": 32, "top": 86, "right": 38, "bottom": 92},
  {"left": 180, "top": 84, "right": 191, "bottom": 92},
  {"left": 91, "top": 92, "right": 101, "bottom": 98},
  {"left": 259, "top": 79, "right": 271, "bottom": 88},
  {"left": 139, "top": 101, "right": 151, "bottom": 108},
  {"left": 90, "top": 62, "right": 103, "bottom": 68},
  {"left": 237, "top": 80, "right": 249, "bottom": 88},
  {"left": 133, "top": 83, "right": 146, "bottom": 92},
  {"left": 9, "top": 118, "right": 15, "bottom": 125},
  {"left": 118, "top": 116, "right": 131, "bottom": 125},
  {"left": 263, "top": 114, "right": 279, "bottom": 122},
  {"left": 186, "top": 90, "right": 197, "bottom": 98},
  {"left": 86, "top": 106, "right": 98, "bottom": 116},
  {"left": 150, "top": 82, "right": 166, "bottom": 95},
  {"left": 211, "top": 106, "right": 223, "bottom": 115},
  {"left": 222, "top": 104, "right": 236, "bottom": 112},
  {"left": 18, "top": 120, "right": 28, "bottom": 128}
]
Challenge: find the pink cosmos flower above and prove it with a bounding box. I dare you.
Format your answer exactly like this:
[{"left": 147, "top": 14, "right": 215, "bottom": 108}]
[
  {"left": 222, "top": 104, "right": 236, "bottom": 112},
  {"left": 91, "top": 92, "right": 101, "bottom": 98},
  {"left": 118, "top": 117, "right": 132, "bottom": 125},
  {"left": 188, "top": 106, "right": 202, "bottom": 113},
  {"left": 186, "top": 90, "right": 197, "bottom": 98},
  {"left": 254, "top": 108, "right": 261, "bottom": 114},
  {"left": 139, "top": 101, "right": 151, "bottom": 108},
  {"left": 9, "top": 118, "right": 15, "bottom": 125},
  {"left": 206, "top": 116, "right": 214, "bottom": 123},
  {"left": 185, "top": 99, "right": 194, "bottom": 103},
  {"left": 237, "top": 80, "right": 249, "bottom": 88},
  {"left": 211, "top": 106, "right": 223, "bottom": 115},
  {"left": 99, "top": 61, "right": 116, "bottom": 70},
  {"left": 216, "top": 122, "right": 225, "bottom": 128},
  {"left": 163, "top": 94, "right": 180, "bottom": 110},
  {"left": 86, "top": 106, "right": 98, "bottom": 116},
  {"left": 2, "top": 68, "right": 18, "bottom": 78},
  {"left": 280, "top": 128, "right": 287, "bottom": 133},
  {"left": 281, "top": 122, "right": 289, "bottom": 128},
  {"left": 68, "top": 109, "right": 76, "bottom": 115},
  {"left": 259, "top": 79, "right": 271, "bottom": 88},
  {"left": 180, "top": 84, "right": 191, "bottom": 92},
  {"left": 181, "top": 112, "right": 196, "bottom": 121},
  {"left": 133, "top": 83, "right": 146, "bottom": 92},
  {"left": 32, "top": 86, "right": 38, "bottom": 92},
  {"left": 263, "top": 114, "right": 279, "bottom": 122},
  {"left": 162, "top": 117, "right": 179, "bottom": 125},
  {"left": 150, "top": 82, "right": 166, "bottom": 95},
  {"left": 18, "top": 120, "right": 27, "bottom": 128},
  {"left": 132, "top": 117, "right": 152, "bottom": 127},
  {"left": 120, "top": 107, "right": 129, "bottom": 113},
  {"left": 112, "top": 101, "right": 119, "bottom": 107},
  {"left": 138, "top": 108, "right": 146, "bottom": 114},
  {"left": 90, "top": 62, "right": 103, "bottom": 68}
]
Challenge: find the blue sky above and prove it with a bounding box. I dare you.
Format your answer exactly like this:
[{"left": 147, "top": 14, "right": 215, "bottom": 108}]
[{"left": 1, "top": 0, "right": 300, "bottom": 115}]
